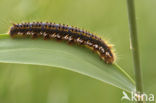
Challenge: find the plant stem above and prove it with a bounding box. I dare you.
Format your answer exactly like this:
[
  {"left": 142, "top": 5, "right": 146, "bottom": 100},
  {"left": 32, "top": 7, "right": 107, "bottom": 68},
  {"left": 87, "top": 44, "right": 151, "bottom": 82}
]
[
  {"left": 126, "top": 0, "right": 143, "bottom": 100},
  {"left": 0, "top": 34, "right": 9, "bottom": 39}
]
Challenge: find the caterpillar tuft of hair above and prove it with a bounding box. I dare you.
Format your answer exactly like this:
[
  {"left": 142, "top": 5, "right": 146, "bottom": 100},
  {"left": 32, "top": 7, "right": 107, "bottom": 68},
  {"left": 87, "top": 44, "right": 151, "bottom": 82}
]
[{"left": 9, "top": 22, "right": 115, "bottom": 64}]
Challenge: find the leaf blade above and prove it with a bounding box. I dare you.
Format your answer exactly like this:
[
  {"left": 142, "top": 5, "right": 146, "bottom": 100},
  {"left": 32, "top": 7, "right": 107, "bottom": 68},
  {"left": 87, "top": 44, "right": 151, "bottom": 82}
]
[{"left": 0, "top": 35, "right": 135, "bottom": 92}]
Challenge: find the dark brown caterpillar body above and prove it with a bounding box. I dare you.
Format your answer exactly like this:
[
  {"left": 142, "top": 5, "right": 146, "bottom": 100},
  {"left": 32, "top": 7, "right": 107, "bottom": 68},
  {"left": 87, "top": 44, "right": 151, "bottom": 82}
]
[{"left": 9, "top": 22, "right": 115, "bottom": 64}]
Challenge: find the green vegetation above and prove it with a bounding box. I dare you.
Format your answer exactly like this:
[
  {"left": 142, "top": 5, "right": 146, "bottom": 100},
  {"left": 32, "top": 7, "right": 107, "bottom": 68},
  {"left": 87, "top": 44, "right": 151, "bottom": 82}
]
[{"left": 0, "top": 0, "right": 155, "bottom": 103}]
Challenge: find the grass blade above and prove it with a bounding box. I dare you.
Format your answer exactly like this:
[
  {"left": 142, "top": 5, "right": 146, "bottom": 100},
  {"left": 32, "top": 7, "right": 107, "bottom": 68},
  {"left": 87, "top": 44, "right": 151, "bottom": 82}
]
[{"left": 0, "top": 34, "right": 135, "bottom": 92}]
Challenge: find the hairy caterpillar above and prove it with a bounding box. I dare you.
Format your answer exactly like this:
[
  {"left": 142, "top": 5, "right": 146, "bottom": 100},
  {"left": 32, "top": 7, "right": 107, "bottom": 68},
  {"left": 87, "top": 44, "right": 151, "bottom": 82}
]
[{"left": 9, "top": 22, "right": 115, "bottom": 64}]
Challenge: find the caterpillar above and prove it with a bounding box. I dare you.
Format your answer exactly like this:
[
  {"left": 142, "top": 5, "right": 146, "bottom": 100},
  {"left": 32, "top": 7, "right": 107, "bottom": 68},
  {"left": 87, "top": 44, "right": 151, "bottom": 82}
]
[{"left": 9, "top": 22, "right": 115, "bottom": 64}]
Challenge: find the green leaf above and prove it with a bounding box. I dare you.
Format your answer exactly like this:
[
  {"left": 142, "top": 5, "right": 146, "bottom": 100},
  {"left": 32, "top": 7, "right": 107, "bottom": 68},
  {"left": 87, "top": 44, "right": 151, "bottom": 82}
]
[{"left": 0, "top": 34, "right": 135, "bottom": 92}]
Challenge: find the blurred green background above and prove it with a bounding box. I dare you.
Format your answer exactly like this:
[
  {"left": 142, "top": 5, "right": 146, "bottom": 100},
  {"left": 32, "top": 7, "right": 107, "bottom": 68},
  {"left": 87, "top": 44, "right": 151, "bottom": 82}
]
[{"left": 0, "top": 0, "right": 156, "bottom": 103}]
